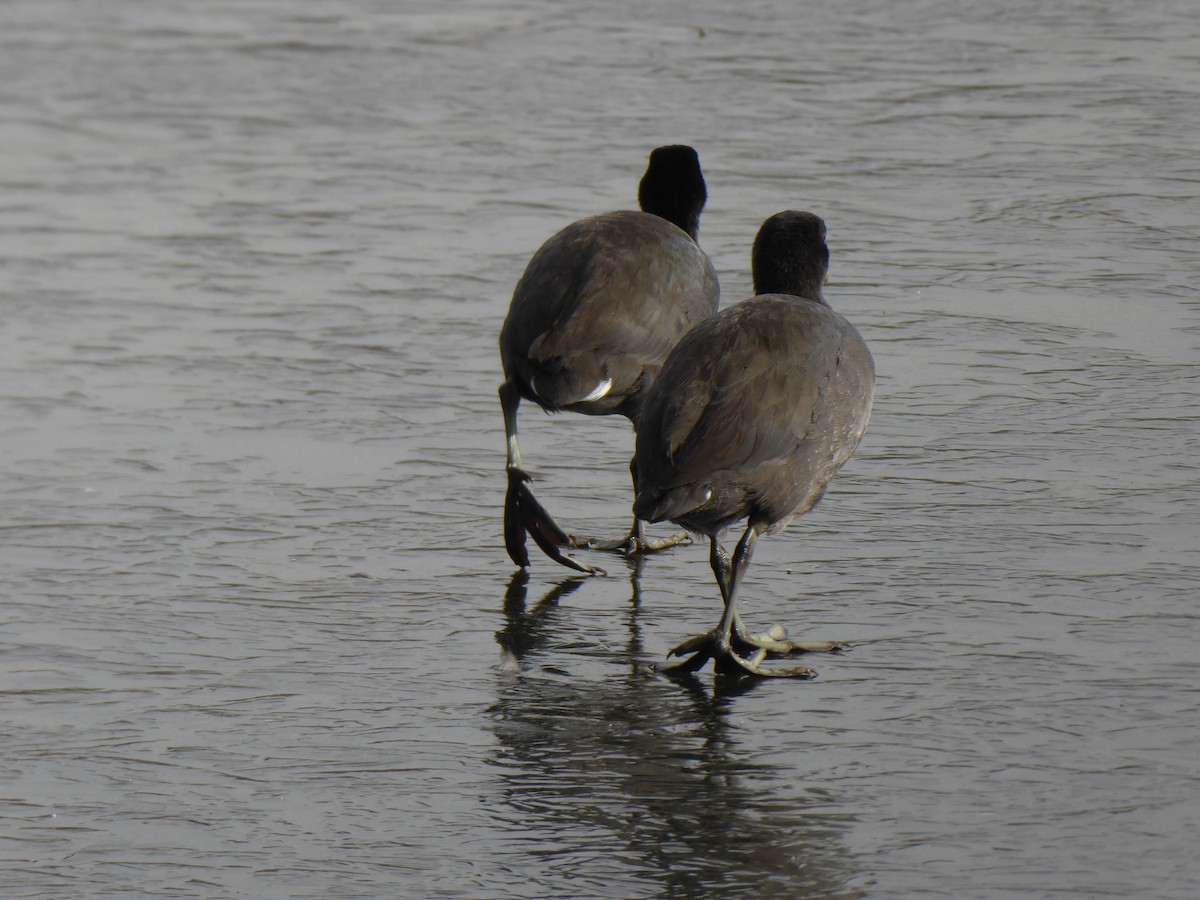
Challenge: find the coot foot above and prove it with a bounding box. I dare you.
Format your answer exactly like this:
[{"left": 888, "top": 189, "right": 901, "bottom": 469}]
[
  {"left": 659, "top": 629, "right": 818, "bottom": 679},
  {"left": 504, "top": 468, "right": 605, "bottom": 576},
  {"left": 574, "top": 527, "right": 692, "bottom": 557},
  {"left": 733, "top": 619, "right": 845, "bottom": 655}
]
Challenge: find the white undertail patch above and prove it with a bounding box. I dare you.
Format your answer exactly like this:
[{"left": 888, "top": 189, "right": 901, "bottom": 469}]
[{"left": 581, "top": 378, "right": 613, "bottom": 403}]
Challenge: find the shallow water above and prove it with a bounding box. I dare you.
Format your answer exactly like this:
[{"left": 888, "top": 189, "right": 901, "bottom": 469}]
[{"left": 2, "top": 1, "right": 1198, "bottom": 897}]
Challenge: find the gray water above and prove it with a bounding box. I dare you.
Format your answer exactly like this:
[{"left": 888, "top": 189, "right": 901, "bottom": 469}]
[{"left": 2, "top": 1, "right": 1198, "bottom": 897}]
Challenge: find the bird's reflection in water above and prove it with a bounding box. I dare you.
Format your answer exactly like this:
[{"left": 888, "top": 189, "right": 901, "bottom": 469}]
[
  {"left": 495, "top": 569, "right": 590, "bottom": 667},
  {"left": 489, "top": 564, "right": 864, "bottom": 898}
]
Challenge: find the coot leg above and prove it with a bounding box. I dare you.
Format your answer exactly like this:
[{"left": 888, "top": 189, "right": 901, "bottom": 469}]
[
  {"left": 500, "top": 382, "right": 605, "bottom": 576},
  {"left": 663, "top": 527, "right": 817, "bottom": 678}
]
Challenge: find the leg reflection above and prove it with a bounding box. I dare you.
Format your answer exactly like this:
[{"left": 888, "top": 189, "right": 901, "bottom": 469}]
[
  {"left": 487, "top": 572, "right": 862, "bottom": 895},
  {"left": 496, "top": 569, "right": 589, "bottom": 668}
]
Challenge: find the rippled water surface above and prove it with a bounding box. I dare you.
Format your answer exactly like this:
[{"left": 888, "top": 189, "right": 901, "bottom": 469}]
[{"left": 3, "top": 1, "right": 1198, "bottom": 897}]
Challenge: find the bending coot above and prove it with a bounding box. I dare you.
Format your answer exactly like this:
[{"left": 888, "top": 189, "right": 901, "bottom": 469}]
[{"left": 633, "top": 211, "right": 874, "bottom": 677}]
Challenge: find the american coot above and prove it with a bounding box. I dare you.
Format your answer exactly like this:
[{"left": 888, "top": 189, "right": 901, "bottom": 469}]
[
  {"left": 633, "top": 211, "right": 874, "bottom": 678},
  {"left": 500, "top": 146, "right": 720, "bottom": 575}
]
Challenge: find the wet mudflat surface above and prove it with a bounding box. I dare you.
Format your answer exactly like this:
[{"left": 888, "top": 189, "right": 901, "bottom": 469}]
[{"left": 2, "top": 1, "right": 1198, "bottom": 896}]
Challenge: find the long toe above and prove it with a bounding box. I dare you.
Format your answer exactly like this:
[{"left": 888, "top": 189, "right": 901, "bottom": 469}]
[
  {"left": 662, "top": 630, "right": 819, "bottom": 679},
  {"left": 533, "top": 535, "right": 605, "bottom": 576},
  {"left": 569, "top": 534, "right": 629, "bottom": 552},
  {"left": 571, "top": 529, "right": 692, "bottom": 556},
  {"left": 503, "top": 474, "right": 531, "bottom": 568},
  {"left": 659, "top": 648, "right": 715, "bottom": 674},
  {"left": 510, "top": 470, "right": 606, "bottom": 576},
  {"left": 736, "top": 654, "right": 819, "bottom": 679},
  {"left": 658, "top": 629, "right": 722, "bottom": 675},
  {"left": 667, "top": 631, "right": 718, "bottom": 659},
  {"left": 734, "top": 621, "right": 845, "bottom": 656},
  {"left": 630, "top": 530, "right": 692, "bottom": 554},
  {"left": 720, "top": 646, "right": 818, "bottom": 679}
]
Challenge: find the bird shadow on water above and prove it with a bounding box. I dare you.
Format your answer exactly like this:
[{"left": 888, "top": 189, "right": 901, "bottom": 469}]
[{"left": 486, "top": 564, "right": 866, "bottom": 898}]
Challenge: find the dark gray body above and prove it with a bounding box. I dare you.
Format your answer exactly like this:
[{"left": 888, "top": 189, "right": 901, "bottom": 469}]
[
  {"left": 633, "top": 293, "right": 875, "bottom": 537},
  {"left": 500, "top": 210, "right": 719, "bottom": 423}
]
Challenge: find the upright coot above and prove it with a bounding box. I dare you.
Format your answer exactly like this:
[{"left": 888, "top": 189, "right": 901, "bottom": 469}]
[
  {"left": 500, "top": 146, "right": 720, "bottom": 575},
  {"left": 633, "top": 211, "right": 874, "bottom": 677}
]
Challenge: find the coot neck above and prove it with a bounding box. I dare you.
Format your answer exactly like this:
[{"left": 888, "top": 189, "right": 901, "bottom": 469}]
[
  {"left": 639, "top": 195, "right": 703, "bottom": 241},
  {"left": 751, "top": 266, "right": 827, "bottom": 304}
]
